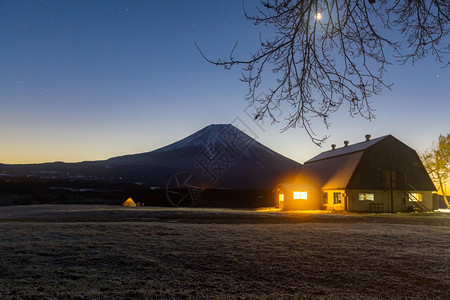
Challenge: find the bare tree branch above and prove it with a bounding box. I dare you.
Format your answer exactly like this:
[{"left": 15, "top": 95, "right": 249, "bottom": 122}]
[{"left": 197, "top": 0, "right": 449, "bottom": 145}]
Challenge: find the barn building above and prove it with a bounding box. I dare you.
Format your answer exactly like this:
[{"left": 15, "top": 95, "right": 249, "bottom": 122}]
[{"left": 277, "top": 135, "right": 437, "bottom": 212}]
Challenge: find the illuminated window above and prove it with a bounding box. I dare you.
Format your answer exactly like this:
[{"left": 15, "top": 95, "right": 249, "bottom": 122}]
[
  {"left": 333, "top": 192, "right": 341, "bottom": 204},
  {"left": 358, "top": 193, "right": 375, "bottom": 201},
  {"left": 293, "top": 191, "right": 307, "bottom": 200},
  {"left": 409, "top": 193, "right": 422, "bottom": 202}
]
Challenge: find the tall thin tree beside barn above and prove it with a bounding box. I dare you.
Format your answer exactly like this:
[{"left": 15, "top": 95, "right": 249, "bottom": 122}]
[{"left": 420, "top": 134, "right": 450, "bottom": 208}]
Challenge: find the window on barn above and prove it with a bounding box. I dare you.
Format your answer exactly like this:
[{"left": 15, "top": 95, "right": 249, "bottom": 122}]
[
  {"left": 333, "top": 192, "right": 341, "bottom": 204},
  {"left": 358, "top": 193, "right": 375, "bottom": 201},
  {"left": 374, "top": 155, "right": 383, "bottom": 170},
  {"left": 383, "top": 171, "right": 397, "bottom": 188},
  {"left": 293, "top": 191, "right": 307, "bottom": 200},
  {"left": 322, "top": 193, "right": 328, "bottom": 204},
  {"left": 397, "top": 155, "right": 404, "bottom": 171},
  {"left": 408, "top": 193, "right": 422, "bottom": 202},
  {"left": 391, "top": 171, "right": 397, "bottom": 188}
]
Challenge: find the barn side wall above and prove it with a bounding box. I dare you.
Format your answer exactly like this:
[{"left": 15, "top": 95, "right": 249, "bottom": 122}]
[
  {"left": 279, "top": 190, "right": 322, "bottom": 210},
  {"left": 346, "top": 190, "right": 434, "bottom": 212}
]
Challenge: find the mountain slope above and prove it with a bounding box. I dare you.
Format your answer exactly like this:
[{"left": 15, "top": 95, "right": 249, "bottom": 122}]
[{"left": 105, "top": 124, "right": 301, "bottom": 188}]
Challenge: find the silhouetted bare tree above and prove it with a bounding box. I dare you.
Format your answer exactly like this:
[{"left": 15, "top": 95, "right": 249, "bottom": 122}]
[{"left": 197, "top": 0, "right": 449, "bottom": 144}]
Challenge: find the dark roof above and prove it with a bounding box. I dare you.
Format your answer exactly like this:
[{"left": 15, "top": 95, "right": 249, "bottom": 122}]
[
  {"left": 306, "top": 135, "right": 389, "bottom": 162},
  {"left": 296, "top": 134, "right": 435, "bottom": 191}
]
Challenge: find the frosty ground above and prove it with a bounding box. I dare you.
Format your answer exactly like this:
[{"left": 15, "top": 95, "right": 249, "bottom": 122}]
[{"left": 0, "top": 205, "right": 448, "bottom": 299}]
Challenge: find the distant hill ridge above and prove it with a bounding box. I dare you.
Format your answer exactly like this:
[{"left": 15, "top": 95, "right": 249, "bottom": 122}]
[{"left": 0, "top": 124, "right": 301, "bottom": 189}]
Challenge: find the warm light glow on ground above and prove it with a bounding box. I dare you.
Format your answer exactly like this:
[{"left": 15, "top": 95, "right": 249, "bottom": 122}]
[
  {"left": 287, "top": 210, "right": 332, "bottom": 214},
  {"left": 255, "top": 207, "right": 282, "bottom": 212},
  {"left": 255, "top": 208, "right": 332, "bottom": 214}
]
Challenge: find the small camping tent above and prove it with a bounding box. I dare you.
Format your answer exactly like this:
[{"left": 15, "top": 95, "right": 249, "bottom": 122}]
[{"left": 122, "top": 197, "right": 136, "bottom": 207}]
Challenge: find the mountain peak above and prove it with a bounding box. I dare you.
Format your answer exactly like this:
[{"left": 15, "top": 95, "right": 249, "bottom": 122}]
[
  {"left": 203, "top": 123, "right": 233, "bottom": 129},
  {"left": 154, "top": 123, "right": 254, "bottom": 153}
]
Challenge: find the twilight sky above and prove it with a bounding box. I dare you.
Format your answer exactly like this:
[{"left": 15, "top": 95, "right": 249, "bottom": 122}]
[{"left": 1, "top": 0, "right": 449, "bottom": 164}]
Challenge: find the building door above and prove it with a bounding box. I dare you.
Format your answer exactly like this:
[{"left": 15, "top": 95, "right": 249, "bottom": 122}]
[
  {"left": 333, "top": 192, "right": 342, "bottom": 210},
  {"left": 278, "top": 193, "right": 284, "bottom": 210}
]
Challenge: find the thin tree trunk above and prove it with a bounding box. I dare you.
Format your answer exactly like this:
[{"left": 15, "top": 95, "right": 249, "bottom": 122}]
[
  {"left": 443, "top": 194, "right": 449, "bottom": 209},
  {"left": 437, "top": 176, "right": 450, "bottom": 208}
]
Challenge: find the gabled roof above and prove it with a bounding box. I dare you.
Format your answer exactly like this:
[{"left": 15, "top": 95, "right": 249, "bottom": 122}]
[
  {"left": 280, "top": 174, "right": 319, "bottom": 191},
  {"left": 288, "top": 134, "right": 435, "bottom": 192},
  {"left": 298, "top": 151, "right": 364, "bottom": 189},
  {"left": 306, "top": 135, "right": 389, "bottom": 163}
]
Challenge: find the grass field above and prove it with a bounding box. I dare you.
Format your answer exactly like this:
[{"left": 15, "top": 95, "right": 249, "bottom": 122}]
[{"left": 0, "top": 205, "right": 448, "bottom": 299}]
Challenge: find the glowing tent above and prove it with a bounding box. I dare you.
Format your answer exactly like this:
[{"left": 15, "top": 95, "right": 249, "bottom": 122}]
[{"left": 122, "top": 197, "right": 136, "bottom": 207}]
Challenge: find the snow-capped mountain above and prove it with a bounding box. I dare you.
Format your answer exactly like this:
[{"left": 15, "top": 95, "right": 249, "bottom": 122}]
[
  {"left": 0, "top": 124, "right": 302, "bottom": 189},
  {"left": 105, "top": 124, "right": 301, "bottom": 188}
]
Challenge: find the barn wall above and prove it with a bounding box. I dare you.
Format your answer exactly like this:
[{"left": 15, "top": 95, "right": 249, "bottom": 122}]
[
  {"left": 346, "top": 190, "right": 395, "bottom": 212},
  {"left": 279, "top": 190, "right": 322, "bottom": 210},
  {"left": 407, "top": 191, "right": 434, "bottom": 211},
  {"left": 346, "top": 190, "right": 435, "bottom": 212},
  {"left": 278, "top": 188, "right": 435, "bottom": 212}
]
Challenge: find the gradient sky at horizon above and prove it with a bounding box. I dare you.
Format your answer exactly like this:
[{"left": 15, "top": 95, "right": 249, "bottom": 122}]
[{"left": 1, "top": 0, "right": 449, "bottom": 164}]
